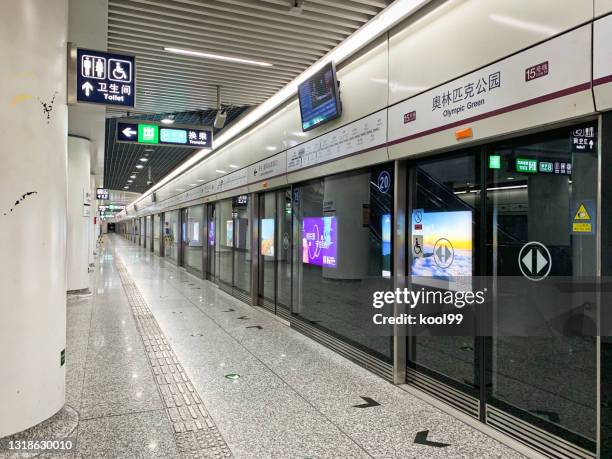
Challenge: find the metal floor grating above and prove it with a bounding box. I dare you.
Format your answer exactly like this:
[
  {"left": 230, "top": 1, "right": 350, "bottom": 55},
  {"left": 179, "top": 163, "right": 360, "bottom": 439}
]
[{"left": 114, "top": 255, "right": 232, "bottom": 458}]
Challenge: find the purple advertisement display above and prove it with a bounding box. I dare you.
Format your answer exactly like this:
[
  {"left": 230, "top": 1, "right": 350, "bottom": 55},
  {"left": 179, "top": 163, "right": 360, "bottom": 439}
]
[
  {"left": 302, "top": 216, "right": 337, "bottom": 268},
  {"left": 208, "top": 221, "right": 215, "bottom": 246}
]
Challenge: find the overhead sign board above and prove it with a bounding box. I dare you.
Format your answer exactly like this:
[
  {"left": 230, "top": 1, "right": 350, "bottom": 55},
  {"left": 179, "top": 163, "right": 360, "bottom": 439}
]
[
  {"left": 69, "top": 46, "right": 135, "bottom": 107},
  {"left": 116, "top": 121, "right": 212, "bottom": 148},
  {"left": 96, "top": 188, "right": 109, "bottom": 200},
  {"left": 571, "top": 125, "right": 597, "bottom": 153}
]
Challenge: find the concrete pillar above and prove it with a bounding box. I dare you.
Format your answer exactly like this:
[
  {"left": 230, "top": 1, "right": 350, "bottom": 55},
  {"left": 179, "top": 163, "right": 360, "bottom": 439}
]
[
  {"left": 322, "top": 172, "right": 370, "bottom": 280},
  {"left": 67, "top": 136, "right": 91, "bottom": 292},
  {"left": 0, "top": 0, "right": 68, "bottom": 438}
]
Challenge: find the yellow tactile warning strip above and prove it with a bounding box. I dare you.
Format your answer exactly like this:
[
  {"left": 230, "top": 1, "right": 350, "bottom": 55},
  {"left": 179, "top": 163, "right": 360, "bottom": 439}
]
[{"left": 114, "top": 256, "right": 233, "bottom": 459}]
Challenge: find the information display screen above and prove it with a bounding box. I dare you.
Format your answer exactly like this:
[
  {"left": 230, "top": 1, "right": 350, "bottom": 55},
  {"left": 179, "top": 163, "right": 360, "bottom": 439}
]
[
  {"left": 298, "top": 62, "right": 341, "bottom": 131},
  {"left": 208, "top": 221, "right": 215, "bottom": 246},
  {"left": 382, "top": 214, "right": 392, "bottom": 278},
  {"left": 226, "top": 220, "right": 233, "bottom": 247},
  {"left": 302, "top": 216, "right": 337, "bottom": 268}
]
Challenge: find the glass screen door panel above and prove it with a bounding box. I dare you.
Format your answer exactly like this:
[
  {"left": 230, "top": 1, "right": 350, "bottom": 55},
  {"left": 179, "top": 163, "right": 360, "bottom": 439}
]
[
  {"left": 207, "top": 204, "right": 216, "bottom": 281},
  {"left": 259, "top": 192, "right": 276, "bottom": 308},
  {"left": 408, "top": 152, "right": 481, "bottom": 395},
  {"left": 486, "top": 127, "right": 597, "bottom": 448},
  {"left": 233, "top": 195, "right": 251, "bottom": 295},
  {"left": 216, "top": 199, "right": 233, "bottom": 288},
  {"left": 276, "top": 189, "right": 292, "bottom": 312}
]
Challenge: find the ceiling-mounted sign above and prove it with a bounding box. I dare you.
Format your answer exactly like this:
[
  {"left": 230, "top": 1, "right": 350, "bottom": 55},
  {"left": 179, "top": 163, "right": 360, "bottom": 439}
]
[
  {"left": 68, "top": 45, "right": 135, "bottom": 107},
  {"left": 96, "top": 188, "right": 109, "bottom": 200},
  {"left": 116, "top": 121, "right": 212, "bottom": 148}
]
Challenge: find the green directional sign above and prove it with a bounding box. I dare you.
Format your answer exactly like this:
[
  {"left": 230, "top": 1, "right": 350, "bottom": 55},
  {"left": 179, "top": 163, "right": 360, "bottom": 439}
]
[
  {"left": 516, "top": 158, "right": 537, "bottom": 174},
  {"left": 488, "top": 155, "right": 501, "bottom": 170},
  {"left": 138, "top": 124, "right": 159, "bottom": 144}
]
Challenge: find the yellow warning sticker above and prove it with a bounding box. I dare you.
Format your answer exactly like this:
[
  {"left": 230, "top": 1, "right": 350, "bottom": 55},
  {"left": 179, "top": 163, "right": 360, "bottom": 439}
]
[
  {"left": 574, "top": 203, "right": 591, "bottom": 221},
  {"left": 573, "top": 222, "right": 592, "bottom": 233}
]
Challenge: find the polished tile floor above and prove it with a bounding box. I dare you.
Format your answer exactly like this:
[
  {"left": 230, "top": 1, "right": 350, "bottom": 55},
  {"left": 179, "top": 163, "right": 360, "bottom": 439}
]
[{"left": 62, "top": 234, "right": 528, "bottom": 458}]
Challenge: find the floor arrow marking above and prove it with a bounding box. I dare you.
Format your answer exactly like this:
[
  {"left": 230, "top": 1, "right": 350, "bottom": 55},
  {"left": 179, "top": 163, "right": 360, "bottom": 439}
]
[
  {"left": 352, "top": 396, "right": 380, "bottom": 408},
  {"left": 413, "top": 430, "right": 450, "bottom": 448}
]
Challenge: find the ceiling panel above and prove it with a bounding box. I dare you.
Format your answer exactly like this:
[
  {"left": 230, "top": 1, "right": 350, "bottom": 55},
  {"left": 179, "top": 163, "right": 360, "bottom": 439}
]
[{"left": 104, "top": 0, "right": 392, "bottom": 194}]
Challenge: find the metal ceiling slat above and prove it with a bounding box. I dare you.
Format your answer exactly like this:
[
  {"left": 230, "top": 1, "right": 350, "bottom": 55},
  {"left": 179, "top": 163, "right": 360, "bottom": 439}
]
[
  {"left": 209, "top": 0, "right": 371, "bottom": 26},
  {"left": 134, "top": 78, "right": 275, "bottom": 103},
  {"left": 107, "top": 42, "right": 301, "bottom": 78},
  {"left": 135, "top": 67, "right": 284, "bottom": 92},
  {"left": 114, "top": 0, "right": 349, "bottom": 41},
  {"left": 108, "top": 5, "right": 342, "bottom": 47},
  {"left": 175, "top": 0, "right": 359, "bottom": 33},
  {"left": 108, "top": 31, "right": 316, "bottom": 67},
  {"left": 301, "top": 0, "right": 381, "bottom": 16},
  {"left": 108, "top": 18, "right": 329, "bottom": 56}
]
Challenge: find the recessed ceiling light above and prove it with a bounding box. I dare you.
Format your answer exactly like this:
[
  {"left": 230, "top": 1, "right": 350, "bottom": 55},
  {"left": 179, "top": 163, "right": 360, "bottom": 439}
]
[
  {"left": 229, "top": 164, "right": 239, "bottom": 168},
  {"left": 266, "top": 146, "right": 277, "bottom": 151},
  {"left": 124, "top": 186, "right": 129, "bottom": 189},
  {"left": 135, "top": 164, "right": 144, "bottom": 169},
  {"left": 164, "top": 47, "right": 273, "bottom": 67},
  {"left": 197, "top": 179, "right": 205, "bottom": 182},
  {"left": 139, "top": 157, "right": 148, "bottom": 162},
  {"left": 130, "top": 175, "right": 136, "bottom": 179},
  {"left": 215, "top": 169, "right": 226, "bottom": 174},
  {"left": 161, "top": 115, "right": 175, "bottom": 124},
  {"left": 127, "top": 180, "right": 133, "bottom": 183}
]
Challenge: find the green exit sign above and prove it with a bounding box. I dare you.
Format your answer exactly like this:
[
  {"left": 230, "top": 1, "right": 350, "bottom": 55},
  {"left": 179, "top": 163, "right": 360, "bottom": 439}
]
[
  {"left": 138, "top": 124, "right": 159, "bottom": 144},
  {"left": 489, "top": 155, "right": 501, "bottom": 169},
  {"left": 516, "top": 158, "right": 537, "bottom": 173}
]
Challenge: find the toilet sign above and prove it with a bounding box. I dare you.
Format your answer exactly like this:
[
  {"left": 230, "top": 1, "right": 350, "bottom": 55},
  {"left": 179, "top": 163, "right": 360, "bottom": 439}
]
[
  {"left": 571, "top": 199, "right": 595, "bottom": 234},
  {"left": 68, "top": 45, "right": 135, "bottom": 107}
]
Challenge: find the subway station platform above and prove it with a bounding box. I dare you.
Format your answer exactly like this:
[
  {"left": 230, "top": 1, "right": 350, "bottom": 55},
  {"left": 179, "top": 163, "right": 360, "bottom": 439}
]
[{"left": 63, "top": 234, "right": 524, "bottom": 458}]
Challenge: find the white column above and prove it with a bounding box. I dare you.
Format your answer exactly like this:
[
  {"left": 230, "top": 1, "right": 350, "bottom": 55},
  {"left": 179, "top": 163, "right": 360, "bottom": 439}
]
[
  {"left": 0, "top": 0, "right": 68, "bottom": 438},
  {"left": 67, "top": 136, "right": 91, "bottom": 292}
]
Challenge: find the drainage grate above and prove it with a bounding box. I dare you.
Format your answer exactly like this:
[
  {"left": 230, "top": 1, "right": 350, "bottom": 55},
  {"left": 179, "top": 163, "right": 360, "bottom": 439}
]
[{"left": 114, "top": 258, "right": 232, "bottom": 458}]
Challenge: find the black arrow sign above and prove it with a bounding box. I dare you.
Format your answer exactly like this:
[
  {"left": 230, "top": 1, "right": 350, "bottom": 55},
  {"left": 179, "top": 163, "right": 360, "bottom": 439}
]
[
  {"left": 237, "top": 315, "right": 249, "bottom": 320},
  {"left": 413, "top": 430, "right": 450, "bottom": 448},
  {"left": 222, "top": 309, "right": 235, "bottom": 312},
  {"left": 352, "top": 397, "right": 380, "bottom": 408},
  {"left": 246, "top": 325, "right": 263, "bottom": 330}
]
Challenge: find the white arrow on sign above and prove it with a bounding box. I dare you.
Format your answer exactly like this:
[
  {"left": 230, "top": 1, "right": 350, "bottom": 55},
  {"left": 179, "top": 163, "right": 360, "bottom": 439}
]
[
  {"left": 122, "top": 127, "right": 137, "bottom": 138},
  {"left": 81, "top": 81, "right": 94, "bottom": 96}
]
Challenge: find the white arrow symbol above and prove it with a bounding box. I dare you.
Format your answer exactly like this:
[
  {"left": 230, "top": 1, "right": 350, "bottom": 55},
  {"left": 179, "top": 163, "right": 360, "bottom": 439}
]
[
  {"left": 122, "top": 127, "right": 136, "bottom": 138},
  {"left": 81, "top": 81, "right": 94, "bottom": 96},
  {"left": 536, "top": 249, "right": 548, "bottom": 273}
]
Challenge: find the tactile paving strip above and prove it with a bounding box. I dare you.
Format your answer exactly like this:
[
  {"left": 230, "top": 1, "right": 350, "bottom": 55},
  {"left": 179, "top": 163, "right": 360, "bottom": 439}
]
[{"left": 114, "top": 258, "right": 233, "bottom": 458}]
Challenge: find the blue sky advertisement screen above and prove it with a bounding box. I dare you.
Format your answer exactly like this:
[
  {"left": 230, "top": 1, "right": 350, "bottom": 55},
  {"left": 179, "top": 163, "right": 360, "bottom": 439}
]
[{"left": 298, "top": 62, "right": 341, "bottom": 131}]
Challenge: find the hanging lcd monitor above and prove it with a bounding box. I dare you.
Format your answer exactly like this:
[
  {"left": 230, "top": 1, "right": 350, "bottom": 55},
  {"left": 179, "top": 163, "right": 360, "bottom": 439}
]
[{"left": 298, "top": 62, "right": 342, "bottom": 132}]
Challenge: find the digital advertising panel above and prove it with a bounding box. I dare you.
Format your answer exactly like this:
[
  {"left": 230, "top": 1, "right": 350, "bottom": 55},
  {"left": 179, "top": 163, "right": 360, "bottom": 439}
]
[
  {"left": 226, "top": 220, "right": 233, "bottom": 247},
  {"left": 411, "top": 210, "right": 472, "bottom": 290},
  {"left": 208, "top": 221, "right": 215, "bottom": 246},
  {"left": 382, "top": 213, "right": 392, "bottom": 278},
  {"left": 260, "top": 218, "right": 275, "bottom": 257},
  {"left": 302, "top": 216, "right": 337, "bottom": 268}
]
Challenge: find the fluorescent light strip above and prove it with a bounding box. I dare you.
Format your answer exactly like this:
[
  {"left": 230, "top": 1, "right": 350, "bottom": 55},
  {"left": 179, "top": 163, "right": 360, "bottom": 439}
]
[
  {"left": 164, "top": 47, "right": 273, "bottom": 67},
  {"left": 128, "top": 0, "right": 432, "bottom": 212}
]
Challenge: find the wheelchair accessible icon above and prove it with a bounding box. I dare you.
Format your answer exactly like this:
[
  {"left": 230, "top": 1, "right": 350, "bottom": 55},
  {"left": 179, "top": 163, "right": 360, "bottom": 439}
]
[{"left": 108, "top": 59, "right": 132, "bottom": 83}]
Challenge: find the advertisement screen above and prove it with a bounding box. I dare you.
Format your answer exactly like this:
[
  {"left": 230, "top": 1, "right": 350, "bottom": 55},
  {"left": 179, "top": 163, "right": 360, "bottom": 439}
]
[
  {"left": 225, "top": 220, "right": 233, "bottom": 247},
  {"left": 381, "top": 214, "right": 391, "bottom": 278},
  {"left": 302, "top": 216, "right": 337, "bottom": 268},
  {"left": 260, "top": 218, "right": 275, "bottom": 257},
  {"left": 298, "top": 62, "right": 341, "bottom": 131},
  {"left": 411, "top": 210, "right": 472, "bottom": 290},
  {"left": 208, "top": 221, "right": 215, "bottom": 246}
]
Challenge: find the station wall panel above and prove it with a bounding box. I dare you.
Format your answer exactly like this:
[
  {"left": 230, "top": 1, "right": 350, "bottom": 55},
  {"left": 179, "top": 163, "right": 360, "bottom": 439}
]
[
  {"left": 388, "top": 0, "right": 593, "bottom": 105},
  {"left": 596, "top": 0, "right": 612, "bottom": 16}
]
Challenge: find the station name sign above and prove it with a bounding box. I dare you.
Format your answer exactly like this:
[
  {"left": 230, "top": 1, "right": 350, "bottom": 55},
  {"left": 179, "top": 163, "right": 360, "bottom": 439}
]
[
  {"left": 116, "top": 121, "right": 213, "bottom": 148},
  {"left": 68, "top": 45, "right": 135, "bottom": 107}
]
